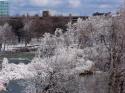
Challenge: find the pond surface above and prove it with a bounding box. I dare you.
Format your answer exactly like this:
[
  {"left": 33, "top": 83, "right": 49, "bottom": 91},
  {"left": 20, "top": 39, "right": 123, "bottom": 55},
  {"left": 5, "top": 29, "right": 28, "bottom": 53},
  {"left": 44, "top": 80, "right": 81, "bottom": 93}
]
[
  {"left": 6, "top": 79, "right": 36, "bottom": 93},
  {"left": 5, "top": 73, "right": 109, "bottom": 93},
  {"left": 6, "top": 80, "right": 25, "bottom": 93}
]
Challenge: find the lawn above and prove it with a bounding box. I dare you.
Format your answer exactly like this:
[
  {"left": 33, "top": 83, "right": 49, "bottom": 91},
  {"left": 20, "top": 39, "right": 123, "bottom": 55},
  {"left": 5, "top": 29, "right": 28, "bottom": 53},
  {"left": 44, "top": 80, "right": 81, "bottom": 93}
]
[{"left": 0, "top": 51, "right": 35, "bottom": 61}]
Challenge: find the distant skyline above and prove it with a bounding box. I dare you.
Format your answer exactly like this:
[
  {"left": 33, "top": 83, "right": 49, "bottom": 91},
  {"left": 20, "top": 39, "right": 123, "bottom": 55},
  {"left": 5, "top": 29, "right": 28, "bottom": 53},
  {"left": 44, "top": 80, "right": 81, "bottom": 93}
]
[{"left": 7, "top": 0, "right": 124, "bottom": 16}]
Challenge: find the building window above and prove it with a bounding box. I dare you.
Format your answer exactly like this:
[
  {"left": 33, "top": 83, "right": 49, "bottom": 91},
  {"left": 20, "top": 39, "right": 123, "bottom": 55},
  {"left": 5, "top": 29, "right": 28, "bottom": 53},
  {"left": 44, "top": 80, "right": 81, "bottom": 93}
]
[{"left": 0, "top": 1, "right": 9, "bottom": 16}]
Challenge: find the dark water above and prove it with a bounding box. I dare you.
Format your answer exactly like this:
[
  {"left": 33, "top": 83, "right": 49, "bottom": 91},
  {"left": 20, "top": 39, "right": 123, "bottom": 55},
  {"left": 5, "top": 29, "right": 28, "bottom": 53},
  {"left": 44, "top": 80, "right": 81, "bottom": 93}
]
[
  {"left": 6, "top": 80, "right": 26, "bottom": 93},
  {"left": 6, "top": 79, "right": 36, "bottom": 93}
]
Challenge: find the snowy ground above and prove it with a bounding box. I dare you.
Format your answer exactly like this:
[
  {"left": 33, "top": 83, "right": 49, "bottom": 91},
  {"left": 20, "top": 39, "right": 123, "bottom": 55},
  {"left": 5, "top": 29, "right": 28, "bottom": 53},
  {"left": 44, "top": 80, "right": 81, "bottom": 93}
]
[{"left": 1, "top": 43, "right": 40, "bottom": 52}]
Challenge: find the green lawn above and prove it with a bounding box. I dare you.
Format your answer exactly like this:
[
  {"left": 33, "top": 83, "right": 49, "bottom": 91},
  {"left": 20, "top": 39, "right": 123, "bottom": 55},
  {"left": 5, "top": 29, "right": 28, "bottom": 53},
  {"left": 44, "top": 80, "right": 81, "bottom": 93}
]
[{"left": 0, "top": 52, "right": 35, "bottom": 61}]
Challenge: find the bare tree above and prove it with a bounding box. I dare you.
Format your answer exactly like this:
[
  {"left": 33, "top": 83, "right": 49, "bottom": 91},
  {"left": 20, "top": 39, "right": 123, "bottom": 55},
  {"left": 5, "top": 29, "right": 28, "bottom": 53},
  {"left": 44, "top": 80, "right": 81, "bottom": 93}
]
[
  {"left": 107, "top": 10, "right": 125, "bottom": 93},
  {"left": 23, "top": 19, "right": 32, "bottom": 46},
  {"left": 0, "top": 23, "right": 16, "bottom": 51}
]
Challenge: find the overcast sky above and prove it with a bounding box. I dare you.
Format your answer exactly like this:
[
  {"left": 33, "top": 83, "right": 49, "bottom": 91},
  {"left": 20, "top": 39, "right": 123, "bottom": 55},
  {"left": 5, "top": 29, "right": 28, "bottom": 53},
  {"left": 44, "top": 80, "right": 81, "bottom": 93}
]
[{"left": 8, "top": 0, "right": 123, "bottom": 16}]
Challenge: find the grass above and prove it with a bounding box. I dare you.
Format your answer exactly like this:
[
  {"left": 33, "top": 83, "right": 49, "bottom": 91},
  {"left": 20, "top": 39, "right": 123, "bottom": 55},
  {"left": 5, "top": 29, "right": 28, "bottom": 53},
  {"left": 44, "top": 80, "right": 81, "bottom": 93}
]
[{"left": 0, "top": 51, "right": 35, "bottom": 61}]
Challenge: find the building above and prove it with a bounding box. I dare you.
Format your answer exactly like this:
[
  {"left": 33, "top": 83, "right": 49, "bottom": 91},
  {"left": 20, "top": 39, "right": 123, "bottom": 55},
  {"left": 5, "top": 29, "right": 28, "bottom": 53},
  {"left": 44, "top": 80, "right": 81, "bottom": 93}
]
[
  {"left": 42, "top": 11, "right": 50, "bottom": 17},
  {"left": 93, "top": 12, "right": 111, "bottom": 16},
  {"left": 0, "top": 0, "right": 9, "bottom": 16}
]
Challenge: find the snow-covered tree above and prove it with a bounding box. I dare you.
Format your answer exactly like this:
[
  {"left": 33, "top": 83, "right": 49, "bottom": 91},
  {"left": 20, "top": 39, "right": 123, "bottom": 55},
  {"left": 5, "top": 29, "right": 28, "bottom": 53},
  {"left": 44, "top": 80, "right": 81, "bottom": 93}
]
[
  {"left": 33, "top": 19, "right": 100, "bottom": 92},
  {"left": 33, "top": 46, "right": 95, "bottom": 93},
  {"left": 1, "top": 14, "right": 124, "bottom": 93}
]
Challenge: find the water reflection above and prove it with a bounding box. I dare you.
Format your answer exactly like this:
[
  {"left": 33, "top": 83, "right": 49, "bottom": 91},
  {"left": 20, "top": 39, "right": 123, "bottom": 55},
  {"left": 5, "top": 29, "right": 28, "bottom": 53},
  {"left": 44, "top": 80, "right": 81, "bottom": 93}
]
[{"left": 6, "top": 80, "right": 25, "bottom": 93}]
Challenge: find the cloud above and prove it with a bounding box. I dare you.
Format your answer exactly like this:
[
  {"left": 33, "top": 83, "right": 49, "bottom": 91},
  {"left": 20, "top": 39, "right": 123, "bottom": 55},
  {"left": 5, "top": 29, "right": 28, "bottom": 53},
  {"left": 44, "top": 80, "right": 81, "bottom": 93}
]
[
  {"left": 99, "top": 4, "right": 111, "bottom": 8},
  {"left": 68, "top": 0, "right": 81, "bottom": 8},
  {"left": 29, "top": 0, "right": 62, "bottom": 7},
  {"left": 49, "top": 9, "right": 79, "bottom": 16},
  {"left": 30, "top": 0, "right": 49, "bottom": 6},
  {"left": 52, "top": 0, "right": 62, "bottom": 5},
  {"left": 9, "top": 0, "right": 122, "bottom": 16}
]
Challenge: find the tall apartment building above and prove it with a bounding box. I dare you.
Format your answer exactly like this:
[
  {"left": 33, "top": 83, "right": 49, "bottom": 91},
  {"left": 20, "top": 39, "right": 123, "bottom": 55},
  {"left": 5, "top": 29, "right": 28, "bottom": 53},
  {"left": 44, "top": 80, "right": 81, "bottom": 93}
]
[{"left": 0, "top": 0, "right": 9, "bottom": 16}]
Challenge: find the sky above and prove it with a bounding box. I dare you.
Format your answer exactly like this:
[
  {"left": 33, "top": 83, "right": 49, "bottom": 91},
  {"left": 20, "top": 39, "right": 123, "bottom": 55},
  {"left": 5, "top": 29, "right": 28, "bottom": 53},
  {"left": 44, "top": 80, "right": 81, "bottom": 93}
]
[{"left": 7, "top": 0, "right": 124, "bottom": 16}]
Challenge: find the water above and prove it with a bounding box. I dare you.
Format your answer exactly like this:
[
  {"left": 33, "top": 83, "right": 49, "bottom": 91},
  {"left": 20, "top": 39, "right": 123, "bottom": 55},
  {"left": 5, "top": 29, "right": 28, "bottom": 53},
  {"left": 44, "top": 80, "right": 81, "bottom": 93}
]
[
  {"left": 6, "top": 79, "right": 36, "bottom": 93},
  {"left": 6, "top": 80, "right": 25, "bottom": 93},
  {"left": 79, "top": 72, "right": 109, "bottom": 93}
]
